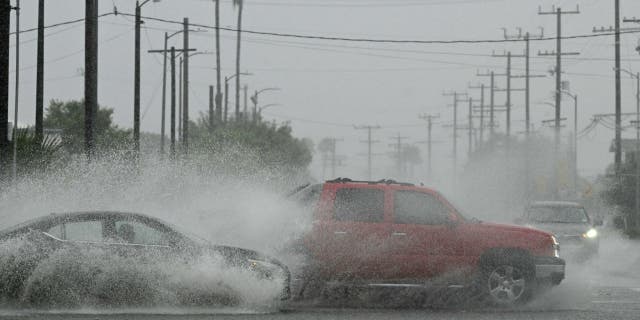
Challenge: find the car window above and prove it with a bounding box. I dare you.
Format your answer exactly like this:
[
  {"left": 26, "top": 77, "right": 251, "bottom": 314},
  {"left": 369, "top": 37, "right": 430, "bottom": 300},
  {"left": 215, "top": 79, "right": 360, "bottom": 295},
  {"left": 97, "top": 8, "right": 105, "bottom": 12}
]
[
  {"left": 62, "top": 220, "right": 104, "bottom": 242},
  {"left": 394, "top": 191, "right": 450, "bottom": 225},
  {"left": 45, "top": 224, "right": 64, "bottom": 239},
  {"left": 114, "top": 220, "right": 172, "bottom": 246},
  {"left": 291, "top": 184, "right": 323, "bottom": 208},
  {"left": 334, "top": 188, "right": 384, "bottom": 223}
]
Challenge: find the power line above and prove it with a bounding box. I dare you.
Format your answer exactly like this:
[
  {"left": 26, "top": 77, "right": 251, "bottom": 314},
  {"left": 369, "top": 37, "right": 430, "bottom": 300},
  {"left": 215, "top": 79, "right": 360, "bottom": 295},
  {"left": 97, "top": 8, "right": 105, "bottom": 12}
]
[
  {"left": 120, "top": 12, "right": 640, "bottom": 45},
  {"left": 9, "top": 12, "right": 115, "bottom": 36}
]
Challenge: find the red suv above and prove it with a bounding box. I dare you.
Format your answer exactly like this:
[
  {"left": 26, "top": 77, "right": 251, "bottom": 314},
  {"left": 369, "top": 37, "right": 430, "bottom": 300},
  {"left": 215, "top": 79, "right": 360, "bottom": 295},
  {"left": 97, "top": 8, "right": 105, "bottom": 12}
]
[{"left": 291, "top": 179, "right": 565, "bottom": 306}]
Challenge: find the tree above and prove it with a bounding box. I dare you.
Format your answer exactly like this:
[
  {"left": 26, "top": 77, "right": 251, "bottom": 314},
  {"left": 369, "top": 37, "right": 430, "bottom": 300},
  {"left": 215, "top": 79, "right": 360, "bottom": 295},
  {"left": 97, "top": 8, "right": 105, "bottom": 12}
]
[
  {"left": 600, "top": 160, "right": 639, "bottom": 236},
  {"left": 401, "top": 144, "right": 422, "bottom": 177},
  {"left": 8, "top": 128, "right": 62, "bottom": 176},
  {"left": 43, "top": 100, "right": 131, "bottom": 154},
  {"left": 190, "top": 114, "right": 313, "bottom": 174}
]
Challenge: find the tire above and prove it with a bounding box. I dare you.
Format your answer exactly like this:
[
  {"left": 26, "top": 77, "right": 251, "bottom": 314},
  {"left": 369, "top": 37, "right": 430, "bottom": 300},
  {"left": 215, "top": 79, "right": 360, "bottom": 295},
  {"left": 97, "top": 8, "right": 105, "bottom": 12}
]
[{"left": 478, "top": 255, "right": 534, "bottom": 306}]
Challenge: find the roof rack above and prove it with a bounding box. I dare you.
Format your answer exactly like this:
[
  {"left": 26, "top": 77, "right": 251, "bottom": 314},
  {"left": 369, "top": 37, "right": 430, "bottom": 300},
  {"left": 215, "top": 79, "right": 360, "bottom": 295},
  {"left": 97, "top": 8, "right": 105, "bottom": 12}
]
[{"left": 326, "top": 177, "right": 415, "bottom": 187}]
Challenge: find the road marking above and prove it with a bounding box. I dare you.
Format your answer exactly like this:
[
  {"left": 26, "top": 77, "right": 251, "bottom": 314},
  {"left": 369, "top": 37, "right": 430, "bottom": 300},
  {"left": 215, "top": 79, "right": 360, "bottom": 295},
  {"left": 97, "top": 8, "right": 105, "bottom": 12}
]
[
  {"left": 367, "top": 284, "right": 424, "bottom": 288},
  {"left": 592, "top": 300, "right": 640, "bottom": 304}
]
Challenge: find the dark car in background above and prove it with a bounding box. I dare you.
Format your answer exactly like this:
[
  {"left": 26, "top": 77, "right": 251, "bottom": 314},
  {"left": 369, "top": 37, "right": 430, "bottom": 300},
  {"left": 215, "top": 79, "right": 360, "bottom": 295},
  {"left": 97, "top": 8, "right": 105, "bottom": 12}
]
[
  {"left": 518, "top": 201, "right": 601, "bottom": 261},
  {"left": 0, "top": 211, "right": 290, "bottom": 308}
]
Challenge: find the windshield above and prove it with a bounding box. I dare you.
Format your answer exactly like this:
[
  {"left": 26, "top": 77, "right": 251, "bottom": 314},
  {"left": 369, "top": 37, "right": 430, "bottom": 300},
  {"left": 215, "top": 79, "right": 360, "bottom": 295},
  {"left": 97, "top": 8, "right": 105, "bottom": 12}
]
[
  {"left": 527, "top": 206, "right": 590, "bottom": 224},
  {"left": 289, "top": 183, "right": 323, "bottom": 209}
]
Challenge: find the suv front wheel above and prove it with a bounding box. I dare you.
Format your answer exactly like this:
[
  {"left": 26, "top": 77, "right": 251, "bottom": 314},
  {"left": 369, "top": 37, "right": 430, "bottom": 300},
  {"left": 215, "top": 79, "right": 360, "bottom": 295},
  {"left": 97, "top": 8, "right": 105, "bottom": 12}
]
[{"left": 479, "top": 256, "right": 534, "bottom": 306}]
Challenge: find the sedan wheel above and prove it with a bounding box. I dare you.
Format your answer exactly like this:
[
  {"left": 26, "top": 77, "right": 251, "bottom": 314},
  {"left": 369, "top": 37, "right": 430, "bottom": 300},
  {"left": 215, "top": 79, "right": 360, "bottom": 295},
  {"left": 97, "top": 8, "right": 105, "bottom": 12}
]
[{"left": 486, "top": 265, "right": 527, "bottom": 305}]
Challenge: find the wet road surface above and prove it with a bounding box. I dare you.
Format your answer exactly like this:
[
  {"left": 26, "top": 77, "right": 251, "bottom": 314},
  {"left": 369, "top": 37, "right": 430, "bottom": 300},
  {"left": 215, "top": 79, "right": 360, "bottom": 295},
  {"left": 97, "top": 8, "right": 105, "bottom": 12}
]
[{"left": 1, "top": 235, "right": 638, "bottom": 320}]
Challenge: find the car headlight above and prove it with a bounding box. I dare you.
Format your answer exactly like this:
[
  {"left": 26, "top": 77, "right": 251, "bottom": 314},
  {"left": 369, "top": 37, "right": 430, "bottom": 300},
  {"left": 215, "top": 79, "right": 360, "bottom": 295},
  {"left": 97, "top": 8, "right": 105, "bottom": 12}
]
[
  {"left": 247, "top": 259, "right": 281, "bottom": 279},
  {"left": 551, "top": 235, "right": 560, "bottom": 258},
  {"left": 582, "top": 228, "right": 598, "bottom": 239}
]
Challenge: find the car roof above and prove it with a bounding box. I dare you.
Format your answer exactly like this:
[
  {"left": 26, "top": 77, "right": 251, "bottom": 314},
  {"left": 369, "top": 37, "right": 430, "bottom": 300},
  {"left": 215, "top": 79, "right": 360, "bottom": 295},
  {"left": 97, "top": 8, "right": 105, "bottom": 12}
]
[
  {"left": 528, "top": 201, "right": 583, "bottom": 208},
  {"left": 0, "top": 211, "right": 169, "bottom": 236}
]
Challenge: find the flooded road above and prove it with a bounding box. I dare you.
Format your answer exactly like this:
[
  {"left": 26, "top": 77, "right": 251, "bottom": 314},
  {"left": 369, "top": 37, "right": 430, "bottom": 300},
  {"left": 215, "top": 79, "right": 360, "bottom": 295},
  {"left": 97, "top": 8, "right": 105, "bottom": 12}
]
[{"left": 0, "top": 234, "right": 638, "bottom": 320}]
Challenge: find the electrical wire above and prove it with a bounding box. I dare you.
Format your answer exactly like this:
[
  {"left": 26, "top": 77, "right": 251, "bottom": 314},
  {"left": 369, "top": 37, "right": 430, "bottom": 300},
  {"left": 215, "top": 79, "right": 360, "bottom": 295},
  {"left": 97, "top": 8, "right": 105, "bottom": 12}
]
[
  {"left": 119, "top": 12, "right": 640, "bottom": 45},
  {"left": 9, "top": 12, "right": 115, "bottom": 36}
]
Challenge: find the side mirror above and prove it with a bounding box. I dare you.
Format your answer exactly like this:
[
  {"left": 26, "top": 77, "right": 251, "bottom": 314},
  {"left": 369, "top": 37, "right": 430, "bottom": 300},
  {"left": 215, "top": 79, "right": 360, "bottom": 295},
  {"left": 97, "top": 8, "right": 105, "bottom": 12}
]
[
  {"left": 593, "top": 219, "right": 603, "bottom": 227},
  {"left": 445, "top": 215, "right": 460, "bottom": 228}
]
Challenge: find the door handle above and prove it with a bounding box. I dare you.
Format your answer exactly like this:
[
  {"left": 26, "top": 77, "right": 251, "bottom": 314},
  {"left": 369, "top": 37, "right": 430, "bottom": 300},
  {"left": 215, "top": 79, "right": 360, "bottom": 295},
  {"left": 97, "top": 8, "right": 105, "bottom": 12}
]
[
  {"left": 392, "top": 232, "right": 407, "bottom": 237},
  {"left": 334, "top": 231, "right": 347, "bottom": 235}
]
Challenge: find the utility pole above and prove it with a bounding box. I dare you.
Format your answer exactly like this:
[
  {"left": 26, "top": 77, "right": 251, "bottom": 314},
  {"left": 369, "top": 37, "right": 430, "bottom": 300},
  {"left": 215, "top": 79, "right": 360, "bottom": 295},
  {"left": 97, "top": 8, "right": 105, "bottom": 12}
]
[
  {"left": 390, "top": 134, "right": 409, "bottom": 180},
  {"left": 615, "top": 0, "right": 621, "bottom": 174},
  {"left": 85, "top": 0, "right": 98, "bottom": 160},
  {"left": 178, "top": 56, "right": 182, "bottom": 142},
  {"left": 170, "top": 47, "right": 176, "bottom": 157},
  {"left": 11, "top": 0, "right": 19, "bottom": 179},
  {"left": 539, "top": 4, "right": 580, "bottom": 199},
  {"left": 329, "top": 138, "right": 343, "bottom": 178},
  {"left": 134, "top": 1, "right": 141, "bottom": 154},
  {"left": 35, "top": 0, "right": 44, "bottom": 142},
  {"left": 149, "top": 47, "right": 196, "bottom": 157},
  {"left": 0, "top": 0, "right": 9, "bottom": 173},
  {"left": 234, "top": 0, "right": 245, "bottom": 121},
  {"left": 502, "top": 27, "right": 546, "bottom": 136},
  {"left": 623, "top": 17, "right": 640, "bottom": 227},
  {"left": 224, "top": 77, "right": 229, "bottom": 123},
  {"left": 443, "top": 91, "right": 468, "bottom": 188},
  {"left": 624, "top": 25, "right": 640, "bottom": 205},
  {"left": 156, "top": 30, "right": 192, "bottom": 155},
  {"left": 468, "top": 83, "right": 486, "bottom": 146},
  {"left": 354, "top": 125, "right": 381, "bottom": 180},
  {"left": 243, "top": 84, "right": 248, "bottom": 121},
  {"left": 214, "top": 0, "right": 223, "bottom": 125},
  {"left": 491, "top": 51, "right": 526, "bottom": 141},
  {"left": 593, "top": 23, "right": 640, "bottom": 175},
  {"left": 182, "top": 18, "right": 190, "bottom": 154},
  {"left": 209, "top": 85, "right": 214, "bottom": 132},
  {"left": 159, "top": 32, "right": 168, "bottom": 154},
  {"left": 418, "top": 114, "right": 440, "bottom": 179},
  {"left": 619, "top": 69, "right": 640, "bottom": 229},
  {"left": 466, "top": 97, "right": 481, "bottom": 156},
  {"left": 476, "top": 71, "right": 506, "bottom": 140}
]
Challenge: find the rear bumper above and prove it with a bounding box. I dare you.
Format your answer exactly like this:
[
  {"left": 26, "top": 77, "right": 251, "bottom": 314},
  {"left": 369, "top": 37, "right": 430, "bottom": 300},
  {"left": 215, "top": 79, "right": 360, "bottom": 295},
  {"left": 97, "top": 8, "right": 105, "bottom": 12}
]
[{"left": 534, "top": 256, "right": 565, "bottom": 285}]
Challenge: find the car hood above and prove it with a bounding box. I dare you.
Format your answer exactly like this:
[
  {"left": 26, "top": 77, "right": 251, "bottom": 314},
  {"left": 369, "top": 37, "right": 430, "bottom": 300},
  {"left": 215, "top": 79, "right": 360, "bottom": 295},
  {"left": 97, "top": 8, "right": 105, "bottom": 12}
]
[
  {"left": 208, "top": 244, "right": 287, "bottom": 270},
  {"left": 471, "top": 221, "right": 554, "bottom": 238},
  {"left": 523, "top": 222, "right": 591, "bottom": 237}
]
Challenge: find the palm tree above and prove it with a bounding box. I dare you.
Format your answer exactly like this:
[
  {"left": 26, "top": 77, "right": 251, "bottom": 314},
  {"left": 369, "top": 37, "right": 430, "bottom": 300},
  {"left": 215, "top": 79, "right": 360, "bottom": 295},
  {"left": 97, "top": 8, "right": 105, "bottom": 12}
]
[{"left": 233, "top": 0, "right": 243, "bottom": 121}]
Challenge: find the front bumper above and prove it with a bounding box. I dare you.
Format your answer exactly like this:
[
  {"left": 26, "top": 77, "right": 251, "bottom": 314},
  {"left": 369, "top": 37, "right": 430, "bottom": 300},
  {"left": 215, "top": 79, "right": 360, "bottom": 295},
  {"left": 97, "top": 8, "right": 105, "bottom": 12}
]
[{"left": 534, "top": 256, "right": 565, "bottom": 285}]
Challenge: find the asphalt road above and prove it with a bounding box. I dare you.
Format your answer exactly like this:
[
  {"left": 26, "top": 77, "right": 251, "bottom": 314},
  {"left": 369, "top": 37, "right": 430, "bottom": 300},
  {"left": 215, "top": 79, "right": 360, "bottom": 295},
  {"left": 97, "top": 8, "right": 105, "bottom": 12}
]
[{"left": 0, "top": 235, "right": 638, "bottom": 320}]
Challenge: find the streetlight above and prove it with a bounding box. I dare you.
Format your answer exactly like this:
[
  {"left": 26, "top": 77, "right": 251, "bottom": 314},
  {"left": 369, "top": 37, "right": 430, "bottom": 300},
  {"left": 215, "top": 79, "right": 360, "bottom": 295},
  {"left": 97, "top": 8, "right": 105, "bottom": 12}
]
[
  {"left": 224, "top": 72, "right": 252, "bottom": 122},
  {"left": 250, "top": 88, "right": 281, "bottom": 123},
  {"left": 135, "top": 0, "right": 162, "bottom": 154},
  {"left": 619, "top": 68, "right": 640, "bottom": 229},
  {"left": 560, "top": 89, "right": 578, "bottom": 196},
  {"left": 258, "top": 103, "right": 282, "bottom": 118}
]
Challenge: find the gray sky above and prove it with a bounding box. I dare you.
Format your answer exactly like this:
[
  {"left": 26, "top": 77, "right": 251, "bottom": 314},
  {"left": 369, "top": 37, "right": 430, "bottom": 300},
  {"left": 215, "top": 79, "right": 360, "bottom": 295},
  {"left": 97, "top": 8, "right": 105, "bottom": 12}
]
[{"left": 6, "top": 0, "right": 640, "bottom": 186}]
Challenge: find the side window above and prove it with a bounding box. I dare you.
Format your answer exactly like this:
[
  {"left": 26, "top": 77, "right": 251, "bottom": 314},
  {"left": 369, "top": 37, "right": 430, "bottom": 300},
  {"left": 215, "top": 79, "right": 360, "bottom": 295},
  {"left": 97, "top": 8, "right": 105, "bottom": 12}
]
[
  {"left": 114, "top": 220, "right": 171, "bottom": 246},
  {"left": 293, "top": 184, "right": 323, "bottom": 208},
  {"left": 334, "top": 188, "right": 384, "bottom": 223},
  {"left": 64, "top": 220, "right": 104, "bottom": 242},
  {"left": 394, "top": 191, "right": 450, "bottom": 225},
  {"left": 45, "top": 224, "right": 63, "bottom": 239}
]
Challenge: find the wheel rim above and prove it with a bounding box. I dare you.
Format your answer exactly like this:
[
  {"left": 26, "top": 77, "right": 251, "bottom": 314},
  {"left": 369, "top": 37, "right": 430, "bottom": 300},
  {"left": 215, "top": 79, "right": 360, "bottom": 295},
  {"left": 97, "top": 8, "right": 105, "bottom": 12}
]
[{"left": 487, "top": 265, "right": 526, "bottom": 304}]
